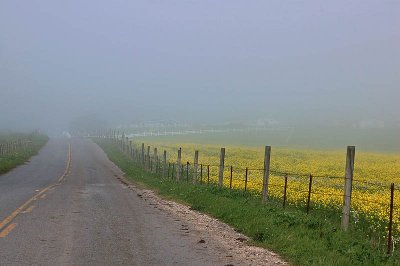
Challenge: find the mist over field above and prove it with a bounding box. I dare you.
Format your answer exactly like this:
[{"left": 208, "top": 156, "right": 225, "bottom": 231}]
[{"left": 1, "top": 1, "right": 399, "bottom": 149}]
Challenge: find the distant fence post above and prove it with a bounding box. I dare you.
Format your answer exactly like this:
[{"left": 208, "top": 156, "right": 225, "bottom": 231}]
[
  {"left": 141, "top": 143, "right": 145, "bottom": 167},
  {"left": 219, "top": 148, "right": 225, "bottom": 187},
  {"left": 244, "top": 167, "right": 248, "bottom": 191},
  {"left": 207, "top": 165, "right": 210, "bottom": 184},
  {"left": 186, "top": 162, "right": 189, "bottom": 181},
  {"left": 153, "top": 148, "right": 158, "bottom": 173},
  {"left": 176, "top": 148, "right": 182, "bottom": 181},
  {"left": 229, "top": 166, "right": 233, "bottom": 189},
  {"left": 147, "top": 146, "right": 150, "bottom": 171},
  {"left": 121, "top": 133, "right": 125, "bottom": 151},
  {"left": 162, "top": 150, "right": 167, "bottom": 178},
  {"left": 193, "top": 150, "right": 199, "bottom": 184},
  {"left": 341, "top": 146, "right": 355, "bottom": 231},
  {"left": 283, "top": 173, "right": 288, "bottom": 208},
  {"left": 200, "top": 164, "right": 203, "bottom": 183},
  {"left": 262, "top": 146, "right": 271, "bottom": 203}
]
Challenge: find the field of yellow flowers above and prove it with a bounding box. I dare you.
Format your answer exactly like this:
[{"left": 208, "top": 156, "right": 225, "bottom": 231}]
[{"left": 133, "top": 139, "right": 400, "bottom": 231}]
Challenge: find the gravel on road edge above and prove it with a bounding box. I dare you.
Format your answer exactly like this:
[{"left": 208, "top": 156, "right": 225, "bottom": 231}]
[{"left": 113, "top": 172, "right": 288, "bottom": 266}]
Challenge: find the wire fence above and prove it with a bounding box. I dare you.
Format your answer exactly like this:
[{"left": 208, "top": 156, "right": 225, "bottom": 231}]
[
  {"left": 0, "top": 139, "right": 34, "bottom": 156},
  {"left": 96, "top": 133, "right": 400, "bottom": 255}
]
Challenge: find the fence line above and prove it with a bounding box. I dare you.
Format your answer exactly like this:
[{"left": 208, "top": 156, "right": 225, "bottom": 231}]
[
  {"left": 94, "top": 132, "right": 399, "bottom": 255},
  {"left": 0, "top": 139, "right": 34, "bottom": 156}
]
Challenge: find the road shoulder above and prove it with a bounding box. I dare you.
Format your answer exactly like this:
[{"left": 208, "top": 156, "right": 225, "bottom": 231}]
[{"left": 113, "top": 171, "right": 288, "bottom": 266}]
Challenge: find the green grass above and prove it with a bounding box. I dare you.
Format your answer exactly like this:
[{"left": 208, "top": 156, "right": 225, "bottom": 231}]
[
  {"left": 95, "top": 138, "right": 400, "bottom": 266},
  {"left": 0, "top": 133, "right": 48, "bottom": 175}
]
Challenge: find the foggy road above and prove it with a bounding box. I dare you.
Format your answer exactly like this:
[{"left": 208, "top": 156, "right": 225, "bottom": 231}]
[{"left": 0, "top": 138, "right": 285, "bottom": 265}]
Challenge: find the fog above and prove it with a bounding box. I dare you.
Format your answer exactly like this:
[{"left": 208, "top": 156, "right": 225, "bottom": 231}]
[{"left": 1, "top": 1, "right": 399, "bottom": 135}]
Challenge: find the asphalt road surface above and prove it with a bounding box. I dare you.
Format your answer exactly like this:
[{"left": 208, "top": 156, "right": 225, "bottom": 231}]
[{"left": 0, "top": 138, "right": 285, "bottom": 266}]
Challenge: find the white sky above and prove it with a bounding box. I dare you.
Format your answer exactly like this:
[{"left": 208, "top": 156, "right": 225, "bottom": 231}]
[{"left": 1, "top": 1, "right": 399, "bottom": 131}]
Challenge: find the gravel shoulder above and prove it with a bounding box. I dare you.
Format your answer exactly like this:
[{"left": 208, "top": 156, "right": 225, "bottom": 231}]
[{"left": 113, "top": 165, "right": 288, "bottom": 265}]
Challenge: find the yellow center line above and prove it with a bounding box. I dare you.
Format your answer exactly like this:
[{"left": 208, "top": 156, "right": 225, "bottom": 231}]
[
  {"left": 0, "top": 223, "right": 17, "bottom": 238},
  {"left": 0, "top": 142, "right": 72, "bottom": 235}
]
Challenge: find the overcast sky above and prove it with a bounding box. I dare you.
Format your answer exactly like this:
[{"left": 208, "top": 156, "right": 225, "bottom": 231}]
[{"left": 1, "top": 1, "right": 399, "bottom": 132}]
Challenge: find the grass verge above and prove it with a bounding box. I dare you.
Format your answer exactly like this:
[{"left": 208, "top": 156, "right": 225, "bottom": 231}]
[
  {"left": 95, "top": 138, "right": 399, "bottom": 266},
  {"left": 0, "top": 133, "right": 49, "bottom": 175}
]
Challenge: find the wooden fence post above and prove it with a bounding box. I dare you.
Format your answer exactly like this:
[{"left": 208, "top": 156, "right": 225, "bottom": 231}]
[
  {"left": 163, "top": 150, "right": 167, "bottom": 178},
  {"left": 153, "top": 148, "right": 158, "bottom": 173},
  {"left": 121, "top": 133, "right": 124, "bottom": 151},
  {"left": 207, "top": 165, "right": 210, "bottom": 184},
  {"left": 219, "top": 148, "right": 225, "bottom": 187},
  {"left": 244, "top": 167, "right": 248, "bottom": 191},
  {"left": 262, "top": 146, "right": 271, "bottom": 203},
  {"left": 176, "top": 148, "right": 182, "bottom": 181},
  {"left": 193, "top": 150, "right": 199, "bottom": 184},
  {"left": 141, "top": 143, "right": 145, "bottom": 167},
  {"left": 283, "top": 173, "right": 288, "bottom": 208},
  {"left": 185, "top": 162, "right": 189, "bottom": 181},
  {"left": 341, "top": 146, "right": 355, "bottom": 231},
  {"left": 147, "top": 146, "right": 150, "bottom": 171},
  {"left": 200, "top": 164, "right": 203, "bottom": 183},
  {"left": 229, "top": 166, "right": 233, "bottom": 189}
]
